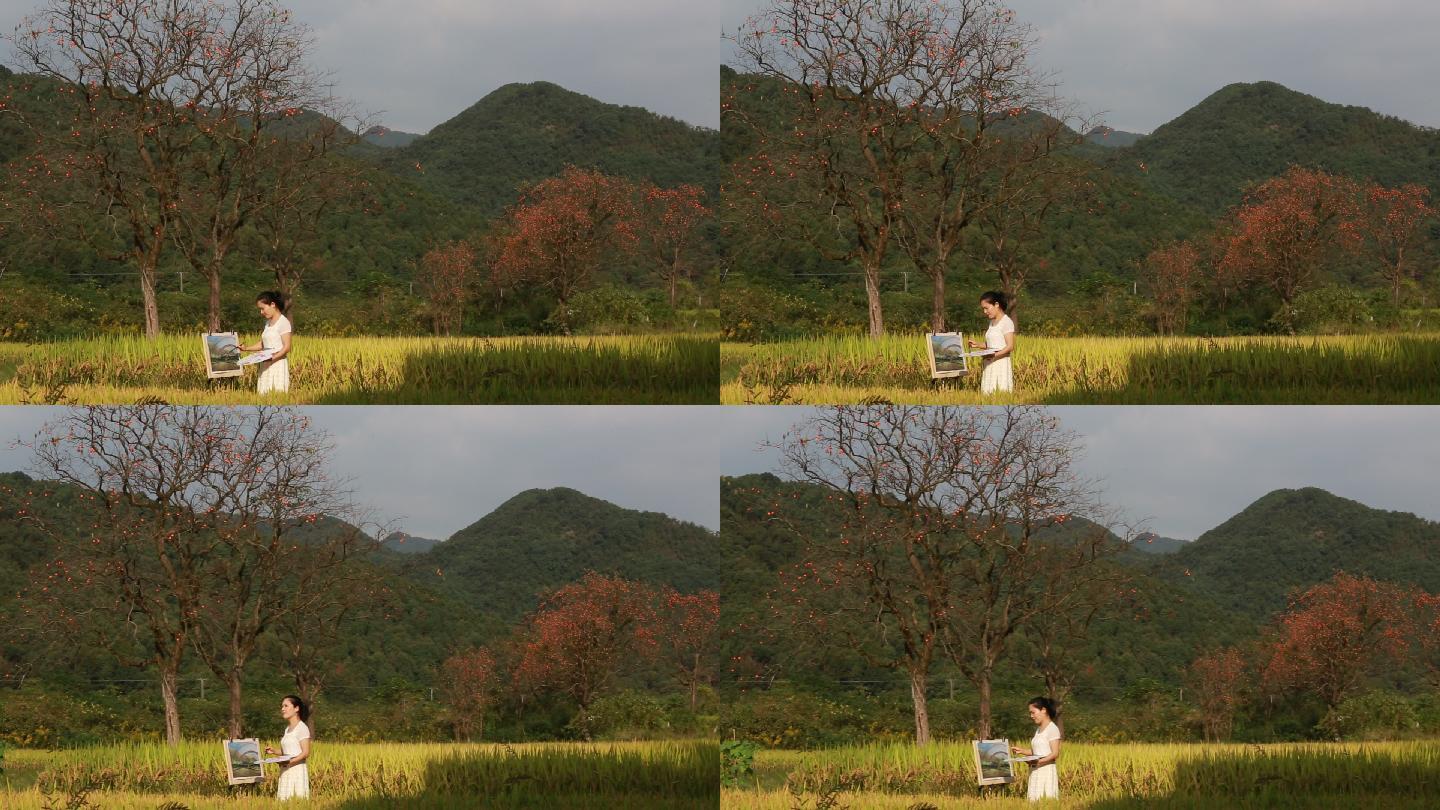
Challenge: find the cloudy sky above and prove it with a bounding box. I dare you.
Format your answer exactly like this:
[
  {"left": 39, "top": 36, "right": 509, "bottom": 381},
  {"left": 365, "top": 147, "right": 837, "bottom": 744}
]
[
  {"left": 0, "top": 407, "right": 721, "bottom": 537},
  {"left": 718, "top": 406, "right": 1440, "bottom": 540},
  {"left": 1, "top": 0, "right": 718, "bottom": 131},
  {"left": 722, "top": 0, "right": 1440, "bottom": 133}
]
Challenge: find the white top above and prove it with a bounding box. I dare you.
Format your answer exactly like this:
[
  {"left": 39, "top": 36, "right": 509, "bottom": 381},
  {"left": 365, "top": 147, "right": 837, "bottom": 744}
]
[
  {"left": 985, "top": 314, "right": 1016, "bottom": 352},
  {"left": 280, "top": 720, "right": 310, "bottom": 758},
  {"left": 261, "top": 315, "right": 292, "bottom": 352},
  {"left": 1031, "top": 720, "right": 1061, "bottom": 759}
]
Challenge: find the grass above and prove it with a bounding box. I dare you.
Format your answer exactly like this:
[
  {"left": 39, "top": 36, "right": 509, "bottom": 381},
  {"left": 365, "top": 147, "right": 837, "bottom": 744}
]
[
  {"left": 1, "top": 739, "right": 717, "bottom": 808},
  {"left": 0, "top": 334, "right": 720, "bottom": 404},
  {"left": 721, "top": 333, "right": 1440, "bottom": 404},
  {"left": 723, "top": 740, "right": 1440, "bottom": 808}
]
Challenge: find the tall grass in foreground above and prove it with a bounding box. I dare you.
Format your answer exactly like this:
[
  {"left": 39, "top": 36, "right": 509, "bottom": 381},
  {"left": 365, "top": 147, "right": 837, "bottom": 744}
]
[
  {"left": 728, "top": 741, "right": 1440, "bottom": 807},
  {"left": 0, "top": 334, "right": 719, "bottom": 404},
  {"left": 4, "top": 740, "right": 716, "bottom": 806},
  {"left": 722, "top": 333, "right": 1440, "bottom": 404}
]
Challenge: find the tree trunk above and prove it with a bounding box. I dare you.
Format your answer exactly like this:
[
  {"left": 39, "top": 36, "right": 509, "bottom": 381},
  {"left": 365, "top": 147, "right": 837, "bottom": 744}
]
[
  {"left": 160, "top": 668, "right": 183, "bottom": 747},
  {"left": 864, "top": 265, "right": 885, "bottom": 338},
  {"left": 977, "top": 670, "right": 993, "bottom": 739},
  {"left": 227, "top": 673, "right": 245, "bottom": 738},
  {"left": 930, "top": 269, "right": 946, "bottom": 333},
  {"left": 207, "top": 265, "right": 223, "bottom": 333},
  {"left": 909, "top": 669, "right": 932, "bottom": 745},
  {"left": 690, "top": 652, "right": 700, "bottom": 711},
  {"left": 669, "top": 272, "right": 679, "bottom": 309},
  {"left": 140, "top": 263, "right": 161, "bottom": 340}
]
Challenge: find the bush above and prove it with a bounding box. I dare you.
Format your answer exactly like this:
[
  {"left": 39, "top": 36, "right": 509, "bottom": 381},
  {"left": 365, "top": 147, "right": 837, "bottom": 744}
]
[
  {"left": 550, "top": 286, "right": 652, "bottom": 334},
  {"left": 1289, "top": 285, "right": 1374, "bottom": 334},
  {"left": 1319, "top": 690, "right": 1424, "bottom": 740},
  {"left": 587, "top": 691, "right": 672, "bottom": 740}
]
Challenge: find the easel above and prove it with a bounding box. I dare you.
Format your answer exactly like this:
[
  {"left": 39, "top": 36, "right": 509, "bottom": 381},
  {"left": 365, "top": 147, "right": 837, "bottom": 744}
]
[{"left": 926, "top": 332, "right": 993, "bottom": 391}]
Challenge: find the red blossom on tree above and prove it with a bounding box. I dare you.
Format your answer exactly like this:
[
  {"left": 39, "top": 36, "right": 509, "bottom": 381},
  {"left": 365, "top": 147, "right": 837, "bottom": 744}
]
[
  {"left": 489, "top": 166, "right": 638, "bottom": 328},
  {"left": 1145, "top": 240, "right": 1203, "bottom": 335},
  {"left": 417, "top": 240, "right": 477, "bottom": 336},
  {"left": 1361, "top": 182, "right": 1434, "bottom": 308},
  {"left": 655, "top": 586, "right": 720, "bottom": 711},
  {"left": 1187, "top": 646, "right": 1248, "bottom": 741},
  {"left": 636, "top": 183, "right": 710, "bottom": 309},
  {"left": 1260, "top": 571, "right": 1417, "bottom": 711},
  {"left": 1215, "top": 166, "right": 1364, "bottom": 331},
  {"left": 440, "top": 646, "right": 498, "bottom": 741},
  {"left": 510, "top": 571, "right": 658, "bottom": 739}
]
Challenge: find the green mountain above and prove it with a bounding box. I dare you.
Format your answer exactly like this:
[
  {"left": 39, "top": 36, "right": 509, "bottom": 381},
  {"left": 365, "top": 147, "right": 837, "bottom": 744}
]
[
  {"left": 382, "top": 531, "right": 442, "bottom": 555},
  {"left": 1086, "top": 126, "right": 1144, "bottom": 148},
  {"left": 362, "top": 125, "right": 422, "bottom": 148},
  {"left": 376, "top": 81, "right": 720, "bottom": 216},
  {"left": 1129, "top": 532, "right": 1189, "bottom": 554},
  {"left": 408, "top": 487, "right": 726, "bottom": 624},
  {"left": 1121, "top": 81, "right": 1440, "bottom": 213},
  {"left": 1, "top": 473, "right": 717, "bottom": 684},
  {"left": 1146, "top": 487, "right": 1440, "bottom": 620}
]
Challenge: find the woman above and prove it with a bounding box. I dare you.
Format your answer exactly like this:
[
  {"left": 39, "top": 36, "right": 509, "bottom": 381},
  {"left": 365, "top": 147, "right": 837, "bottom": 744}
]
[
  {"left": 968, "top": 291, "right": 1015, "bottom": 394},
  {"left": 1012, "top": 696, "right": 1062, "bottom": 801},
  {"left": 240, "top": 291, "right": 292, "bottom": 394},
  {"left": 264, "top": 694, "right": 312, "bottom": 800}
]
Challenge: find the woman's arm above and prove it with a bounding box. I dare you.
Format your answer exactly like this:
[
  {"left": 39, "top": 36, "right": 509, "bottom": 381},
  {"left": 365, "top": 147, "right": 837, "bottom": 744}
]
[
  {"left": 1032, "top": 738, "right": 1061, "bottom": 768},
  {"left": 269, "top": 331, "right": 292, "bottom": 361}
]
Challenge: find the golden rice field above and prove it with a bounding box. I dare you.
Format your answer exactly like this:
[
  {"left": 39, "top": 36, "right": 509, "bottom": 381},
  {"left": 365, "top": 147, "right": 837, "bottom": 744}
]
[
  {"left": 721, "top": 333, "right": 1440, "bottom": 404},
  {"left": 0, "top": 739, "right": 717, "bottom": 809},
  {"left": 724, "top": 740, "right": 1440, "bottom": 809},
  {"left": 0, "top": 334, "right": 720, "bottom": 405}
]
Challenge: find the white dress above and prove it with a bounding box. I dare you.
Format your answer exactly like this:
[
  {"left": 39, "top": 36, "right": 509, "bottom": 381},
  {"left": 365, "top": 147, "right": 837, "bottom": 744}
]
[
  {"left": 981, "top": 314, "right": 1015, "bottom": 394},
  {"left": 1027, "top": 720, "right": 1061, "bottom": 801},
  {"left": 258, "top": 314, "right": 292, "bottom": 394},
  {"left": 276, "top": 720, "right": 310, "bottom": 800}
]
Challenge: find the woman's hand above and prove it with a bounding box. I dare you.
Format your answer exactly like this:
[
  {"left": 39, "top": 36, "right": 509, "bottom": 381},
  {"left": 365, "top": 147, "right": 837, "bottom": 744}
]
[{"left": 264, "top": 746, "right": 276, "bottom": 755}]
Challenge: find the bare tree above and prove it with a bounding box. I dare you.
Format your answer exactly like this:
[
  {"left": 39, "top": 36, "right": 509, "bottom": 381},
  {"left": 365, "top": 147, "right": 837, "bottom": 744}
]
[
  {"left": 165, "top": 0, "right": 363, "bottom": 330},
  {"left": 771, "top": 405, "right": 1126, "bottom": 742},
  {"left": 24, "top": 406, "right": 381, "bottom": 740},
  {"left": 731, "top": 0, "right": 918, "bottom": 337},
  {"left": 5, "top": 1, "right": 358, "bottom": 335},
  {"left": 731, "top": 0, "right": 1082, "bottom": 335}
]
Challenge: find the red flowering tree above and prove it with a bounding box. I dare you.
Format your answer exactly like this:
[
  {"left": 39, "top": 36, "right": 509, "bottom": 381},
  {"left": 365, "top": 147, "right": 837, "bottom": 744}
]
[
  {"left": 418, "top": 240, "right": 478, "bottom": 335},
  {"left": 1361, "top": 182, "right": 1435, "bottom": 308},
  {"left": 441, "top": 647, "right": 498, "bottom": 741},
  {"left": 1146, "top": 240, "right": 1203, "bottom": 335},
  {"left": 770, "top": 405, "right": 1125, "bottom": 742},
  {"left": 636, "top": 183, "right": 710, "bottom": 309},
  {"left": 1260, "top": 572, "right": 1417, "bottom": 711},
  {"left": 1215, "top": 166, "right": 1364, "bottom": 331},
  {"left": 489, "top": 166, "right": 638, "bottom": 328},
  {"left": 656, "top": 587, "right": 720, "bottom": 711},
  {"left": 511, "top": 572, "right": 658, "bottom": 738},
  {"left": 1188, "top": 646, "right": 1248, "bottom": 741}
]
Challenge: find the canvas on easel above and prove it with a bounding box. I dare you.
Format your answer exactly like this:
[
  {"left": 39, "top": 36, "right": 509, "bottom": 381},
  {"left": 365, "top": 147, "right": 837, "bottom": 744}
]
[
  {"left": 927, "top": 332, "right": 970, "bottom": 378},
  {"left": 203, "top": 332, "right": 244, "bottom": 379},
  {"left": 972, "top": 738, "right": 1017, "bottom": 786},
  {"left": 224, "top": 738, "right": 265, "bottom": 785}
]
